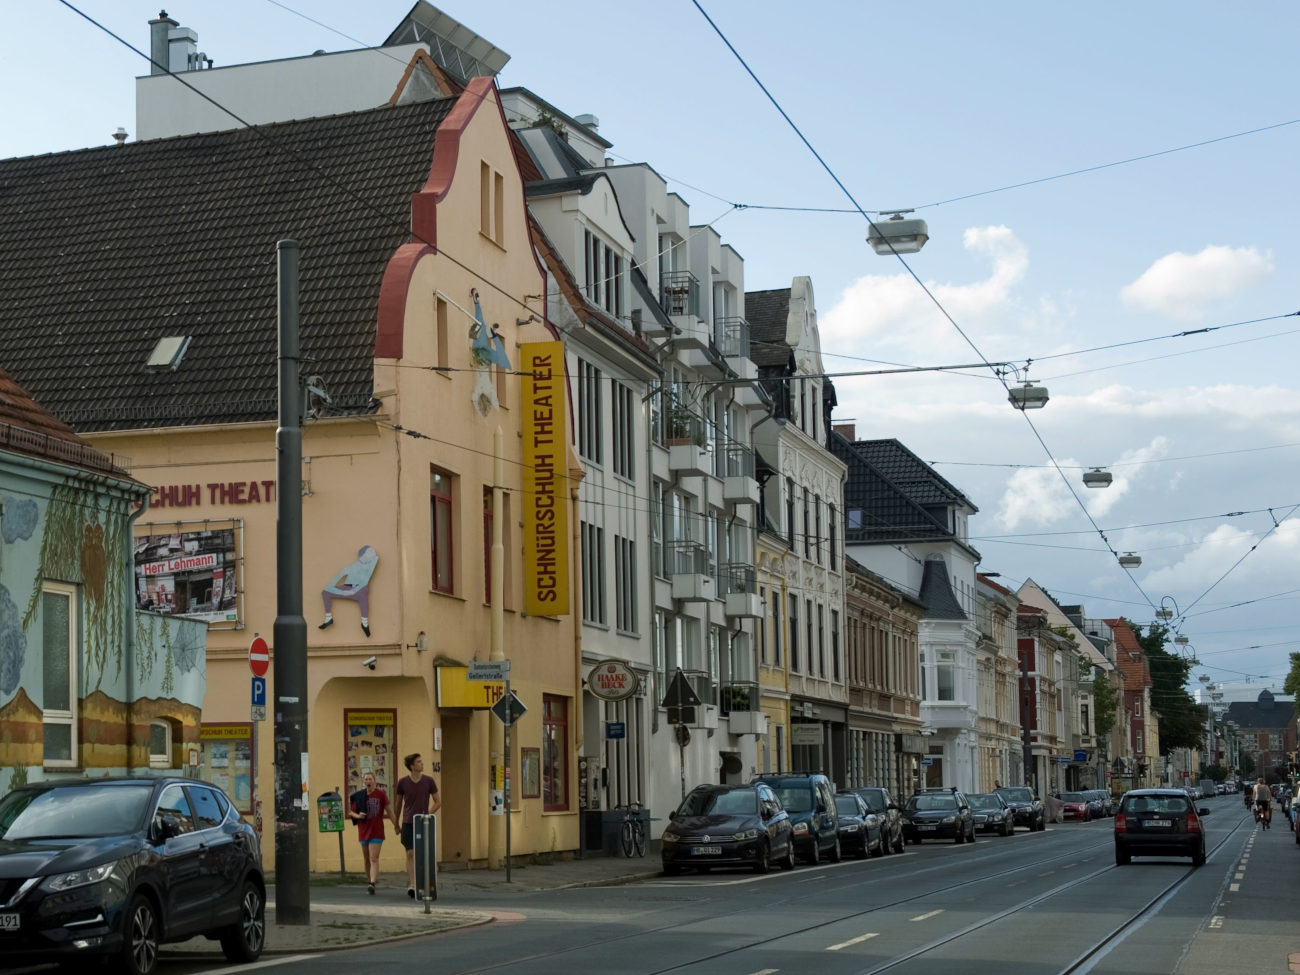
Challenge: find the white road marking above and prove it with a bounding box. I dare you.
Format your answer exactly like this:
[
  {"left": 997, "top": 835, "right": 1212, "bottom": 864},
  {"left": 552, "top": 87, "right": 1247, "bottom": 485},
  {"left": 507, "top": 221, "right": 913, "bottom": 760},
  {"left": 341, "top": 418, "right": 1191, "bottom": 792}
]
[
  {"left": 828, "top": 932, "right": 879, "bottom": 951},
  {"left": 1235, "top": 872, "right": 1244, "bottom": 880},
  {"left": 1229, "top": 883, "right": 1240, "bottom": 892},
  {"left": 201, "top": 956, "right": 320, "bottom": 975},
  {"left": 1209, "top": 916, "right": 1224, "bottom": 929},
  {"left": 910, "top": 909, "right": 944, "bottom": 921},
  {"left": 748, "top": 970, "right": 780, "bottom": 974}
]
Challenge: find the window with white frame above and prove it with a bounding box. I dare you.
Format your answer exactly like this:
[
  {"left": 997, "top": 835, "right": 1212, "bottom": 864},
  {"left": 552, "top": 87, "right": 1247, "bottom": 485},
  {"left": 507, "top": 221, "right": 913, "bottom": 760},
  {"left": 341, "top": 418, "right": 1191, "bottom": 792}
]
[
  {"left": 936, "top": 650, "right": 956, "bottom": 701},
  {"left": 611, "top": 381, "right": 635, "bottom": 480},
  {"left": 577, "top": 358, "right": 603, "bottom": 464},
  {"left": 614, "top": 535, "right": 637, "bottom": 633},
  {"left": 583, "top": 230, "right": 624, "bottom": 318},
  {"left": 41, "top": 582, "right": 78, "bottom": 767},
  {"left": 149, "top": 720, "right": 172, "bottom": 768},
  {"left": 580, "top": 521, "right": 606, "bottom": 625}
]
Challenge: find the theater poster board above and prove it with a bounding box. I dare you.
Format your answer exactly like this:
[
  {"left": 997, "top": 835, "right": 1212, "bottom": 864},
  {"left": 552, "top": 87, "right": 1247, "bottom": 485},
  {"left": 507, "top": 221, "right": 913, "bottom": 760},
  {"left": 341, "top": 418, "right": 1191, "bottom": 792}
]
[
  {"left": 344, "top": 709, "right": 396, "bottom": 800},
  {"left": 199, "top": 723, "right": 254, "bottom": 815}
]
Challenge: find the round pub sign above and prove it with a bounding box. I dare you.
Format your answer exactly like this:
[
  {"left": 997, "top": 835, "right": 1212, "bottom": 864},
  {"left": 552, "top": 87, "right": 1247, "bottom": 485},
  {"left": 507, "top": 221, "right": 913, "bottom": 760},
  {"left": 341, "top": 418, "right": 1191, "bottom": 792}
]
[{"left": 587, "top": 659, "right": 638, "bottom": 702}]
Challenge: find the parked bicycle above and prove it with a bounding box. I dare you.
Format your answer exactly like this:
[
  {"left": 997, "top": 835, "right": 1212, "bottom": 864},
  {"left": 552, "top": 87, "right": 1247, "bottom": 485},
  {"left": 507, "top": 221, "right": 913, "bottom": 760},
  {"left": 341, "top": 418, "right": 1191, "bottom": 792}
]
[{"left": 616, "top": 803, "right": 647, "bottom": 857}]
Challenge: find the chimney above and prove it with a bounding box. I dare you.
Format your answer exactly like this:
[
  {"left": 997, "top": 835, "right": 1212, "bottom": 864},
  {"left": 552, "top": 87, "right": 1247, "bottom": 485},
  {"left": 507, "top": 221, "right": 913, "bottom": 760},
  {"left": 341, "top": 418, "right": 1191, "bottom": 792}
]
[
  {"left": 833, "top": 422, "right": 856, "bottom": 441},
  {"left": 149, "top": 11, "right": 178, "bottom": 76},
  {"left": 574, "top": 113, "right": 599, "bottom": 132}
]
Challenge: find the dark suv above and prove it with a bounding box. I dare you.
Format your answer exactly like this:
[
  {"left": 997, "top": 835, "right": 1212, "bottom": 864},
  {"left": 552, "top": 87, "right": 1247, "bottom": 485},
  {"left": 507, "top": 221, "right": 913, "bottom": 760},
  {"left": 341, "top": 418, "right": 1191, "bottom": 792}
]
[
  {"left": 995, "top": 785, "right": 1046, "bottom": 831},
  {"left": 852, "top": 786, "right": 906, "bottom": 854},
  {"left": 661, "top": 783, "right": 795, "bottom": 875},
  {"left": 751, "top": 773, "right": 840, "bottom": 864},
  {"left": 1114, "top": 788, "right": 1209, "bottom": 866},
  {"left": 0, "top": 777, "right": 264, "bottom": 975},
  {"left": 903, "top": 788, "right": 976, "bottom": 844}
]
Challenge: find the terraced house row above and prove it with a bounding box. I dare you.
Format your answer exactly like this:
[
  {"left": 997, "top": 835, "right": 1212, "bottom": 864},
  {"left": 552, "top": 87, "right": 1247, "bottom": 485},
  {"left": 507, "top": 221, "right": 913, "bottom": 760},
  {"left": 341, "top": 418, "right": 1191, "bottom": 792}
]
[{"left": 0, "top": 4, "right": 1157, "bottom": 875}]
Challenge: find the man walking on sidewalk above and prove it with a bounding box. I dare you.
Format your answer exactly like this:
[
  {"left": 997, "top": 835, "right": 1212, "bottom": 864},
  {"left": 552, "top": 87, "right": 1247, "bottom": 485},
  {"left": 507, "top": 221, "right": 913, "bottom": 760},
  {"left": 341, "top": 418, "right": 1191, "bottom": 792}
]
[{"left": 393, "top": 753, "right": 441, "bottom": 897}]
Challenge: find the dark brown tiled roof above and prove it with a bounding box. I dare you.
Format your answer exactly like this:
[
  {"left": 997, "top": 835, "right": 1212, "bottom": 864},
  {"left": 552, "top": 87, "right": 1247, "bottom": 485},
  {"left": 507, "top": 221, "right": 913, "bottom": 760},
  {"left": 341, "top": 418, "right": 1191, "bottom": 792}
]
[
  {"left": 744, "top": 287, "right": 793, "bottom": 369},
  {"left": 0, "top": 97, "right": 457, "bottom": 431},
  {"left": 0, "top": 365, "right": 135, "bottom": 479}
]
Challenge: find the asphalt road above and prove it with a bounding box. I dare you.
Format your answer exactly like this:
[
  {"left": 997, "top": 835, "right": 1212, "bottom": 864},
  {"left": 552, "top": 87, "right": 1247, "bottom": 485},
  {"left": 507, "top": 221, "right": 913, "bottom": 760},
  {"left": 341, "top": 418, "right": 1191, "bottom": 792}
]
[{"left": 143, "top": 796, "right": 1300, "bottom": 975}]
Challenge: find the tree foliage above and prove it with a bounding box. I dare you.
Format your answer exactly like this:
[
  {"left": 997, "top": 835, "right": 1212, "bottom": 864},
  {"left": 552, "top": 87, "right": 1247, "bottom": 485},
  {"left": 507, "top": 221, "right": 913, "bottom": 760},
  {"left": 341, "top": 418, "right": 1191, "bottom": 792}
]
[
  {"left": 1128, "top": 620, "right": 1206, "bottom": 753},
  {"left": 1202, "top": 764, "right": 1228, "bottom": 783},
  {"left": 1239, "top": 751, "right": 1256, "bottom": 777},
  {"left": 1283, "top": 652, "right": 1300, "bottom": 697},
  {"left": 1084, "top": 666, "right": 1121, "bottom": 750}
]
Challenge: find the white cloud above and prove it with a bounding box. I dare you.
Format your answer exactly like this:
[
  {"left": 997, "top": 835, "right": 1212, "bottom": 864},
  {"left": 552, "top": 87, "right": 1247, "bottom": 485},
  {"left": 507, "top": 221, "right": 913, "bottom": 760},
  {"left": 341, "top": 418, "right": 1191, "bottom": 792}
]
[
  {"left": 821, "top": 224, "right": 1030, "bottom": 362},
  {"left": 1120, "top": 245, "right": 1273, "bottom": 321},
  {"left": 995, "top": 461, "right": 1078, "bottom": 531}
]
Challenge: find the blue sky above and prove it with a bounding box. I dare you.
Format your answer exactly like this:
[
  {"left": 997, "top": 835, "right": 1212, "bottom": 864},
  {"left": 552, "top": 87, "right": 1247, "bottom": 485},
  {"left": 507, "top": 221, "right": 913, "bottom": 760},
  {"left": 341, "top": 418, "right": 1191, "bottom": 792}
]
[{"left": 6, "top": 1, "right": 1300, "bottom": 700}]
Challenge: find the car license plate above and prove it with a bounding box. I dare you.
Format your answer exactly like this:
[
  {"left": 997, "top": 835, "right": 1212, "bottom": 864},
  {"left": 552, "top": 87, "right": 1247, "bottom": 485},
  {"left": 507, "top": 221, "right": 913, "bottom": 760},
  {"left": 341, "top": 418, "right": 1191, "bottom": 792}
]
[
  {"left": 1146, "top": 819, "right": 1171, "bottom": 828},
  {"left": 691, "top": 845, "right": 722, "bottom": 856},
  {"left": 0, "top": 914, "right": 18, "bottom": 931},
  {"left": 919, "top": 824, "right": 936, "bottom": 830}
]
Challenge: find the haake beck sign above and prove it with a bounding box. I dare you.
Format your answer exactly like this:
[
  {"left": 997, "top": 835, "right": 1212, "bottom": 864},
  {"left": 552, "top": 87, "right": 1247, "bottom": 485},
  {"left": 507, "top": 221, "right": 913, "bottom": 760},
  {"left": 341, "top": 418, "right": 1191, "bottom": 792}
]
[{"left": 587, "top": 659, "right": 638, "bottom": 702}]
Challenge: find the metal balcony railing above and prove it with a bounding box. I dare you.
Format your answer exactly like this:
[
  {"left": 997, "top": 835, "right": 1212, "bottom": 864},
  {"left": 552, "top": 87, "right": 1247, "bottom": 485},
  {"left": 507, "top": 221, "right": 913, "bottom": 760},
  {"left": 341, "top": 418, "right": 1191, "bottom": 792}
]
[
  {"left": 720, "top": 441, "right": 755, "bottom": 479},
  {"left": 720, "top": 679, "right": 759, "bottom": 716},
  {"left": 714, "top": 316, "right": 751, "bottom": 358},
  {"left": 660, "top": 270, "right": 700, "bottom": 318},
  {"left": 668, "top": 539, "right": 709, "bottom": 577},
  {"left": 723, "top": 563, "right": 757, "bottom": 596},
  {"left": 682, "top": 668, "right": 716, "bottom": 708}
]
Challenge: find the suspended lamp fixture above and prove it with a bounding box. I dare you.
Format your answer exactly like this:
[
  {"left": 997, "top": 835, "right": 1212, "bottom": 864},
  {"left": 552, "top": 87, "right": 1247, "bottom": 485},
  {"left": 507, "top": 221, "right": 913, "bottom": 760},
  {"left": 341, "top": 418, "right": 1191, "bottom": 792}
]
[
  {"left": 868, "top": 210, "right": 929, "bottom": 256},
  {"left": 1118, "top": 552, "right": 1142, "bottom": 569},
  {"left": 1009, "top": 381, "right": 1049, "bottom": 410},
  {"left": 1174, "top": 634, "right": 1189, "bottom": 645},
  {"left": 1083, "top": 467, "right": 1113, "bottom": 488}
]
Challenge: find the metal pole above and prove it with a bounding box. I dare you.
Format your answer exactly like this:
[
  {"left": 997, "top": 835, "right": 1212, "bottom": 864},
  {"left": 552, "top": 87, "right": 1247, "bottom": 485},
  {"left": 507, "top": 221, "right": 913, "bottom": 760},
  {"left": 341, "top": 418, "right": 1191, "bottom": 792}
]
[
  {"left": 489, "top": 428, "right": 506, "bottom": 870},
  {"left": 505, "top": 675, "right": 512, "bottom": 884},
  {"left": 273, "top": 239, "right": 309, "bottom": 924}
]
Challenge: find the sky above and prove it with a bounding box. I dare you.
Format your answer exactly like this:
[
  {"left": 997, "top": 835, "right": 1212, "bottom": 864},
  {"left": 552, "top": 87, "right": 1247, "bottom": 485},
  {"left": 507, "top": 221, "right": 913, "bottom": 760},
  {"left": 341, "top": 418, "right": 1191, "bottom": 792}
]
[{"left": 6, "top": 1, "right": 1300, "bottom": 703}]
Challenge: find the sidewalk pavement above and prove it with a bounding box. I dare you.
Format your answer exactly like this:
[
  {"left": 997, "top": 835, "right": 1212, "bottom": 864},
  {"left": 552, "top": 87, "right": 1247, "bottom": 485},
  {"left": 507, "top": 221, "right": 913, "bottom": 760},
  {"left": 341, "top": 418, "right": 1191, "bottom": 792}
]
[{"left": 163, "top": 852, "right": 661, "bottom": 958}]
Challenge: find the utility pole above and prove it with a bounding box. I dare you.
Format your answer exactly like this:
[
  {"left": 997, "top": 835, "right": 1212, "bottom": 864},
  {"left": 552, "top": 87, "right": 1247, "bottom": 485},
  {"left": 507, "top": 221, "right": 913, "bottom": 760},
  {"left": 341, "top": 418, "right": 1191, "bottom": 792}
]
[
  {"left": 488, "top": 428, "right": 506, "bottom": 869},
  {"left": 273, "top": 239, "right": 309, "bottom": 923}
]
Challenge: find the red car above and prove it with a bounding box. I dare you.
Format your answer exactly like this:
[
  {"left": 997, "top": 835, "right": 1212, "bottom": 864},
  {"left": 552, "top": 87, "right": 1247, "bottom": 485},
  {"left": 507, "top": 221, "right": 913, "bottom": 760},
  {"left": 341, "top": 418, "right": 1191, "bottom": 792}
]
[{"left": 1059, "top": 791, "right": 1093, "bottom": 821}]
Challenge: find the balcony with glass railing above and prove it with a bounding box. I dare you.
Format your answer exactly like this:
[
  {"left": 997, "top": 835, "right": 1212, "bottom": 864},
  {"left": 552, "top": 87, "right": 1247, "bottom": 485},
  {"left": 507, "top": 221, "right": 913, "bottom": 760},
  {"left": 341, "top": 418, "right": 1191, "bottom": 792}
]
[
  {"left": 665, "top": 408, "right": 710, "bottom": 476},
  {"left": 669, "top": 539, "right": 712, "bottom": 601},
  {"left": 722, "top": 563, "right": 762, "bottom": 619},
  {"left": 720, "top": 441, "right": 760, "bottom": 506}
]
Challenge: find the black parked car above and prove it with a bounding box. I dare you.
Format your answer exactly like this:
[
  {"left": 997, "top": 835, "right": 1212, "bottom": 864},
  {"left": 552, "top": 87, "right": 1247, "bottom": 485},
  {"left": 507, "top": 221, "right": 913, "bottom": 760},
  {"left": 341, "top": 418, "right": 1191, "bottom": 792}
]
[
  {"left": 967, "top": 792, "right": 1015, "bottom": 835},
  {"left": 661, "top": 783, "right": 796, "bottom": 875},
  {"left": 995, "top": 786, "right": 1046, "bottom": 831},
  {"left": 833, "top": 793, "right": 884, "bottom": 859},
  {"left": 1114, "top": 788, "right": 1209, "bottom": 867},
  {"left": 751, "top": 773, "right": 841, "bottom": 864},
  {"left": 0, "top": 776, "right": 264, "bottom": 975},
  {"left": 852, "top": 786, "right": 906, "bottom": 854},
  {"left": 903, "top": 788, "right": 976, "bottom": 844}
]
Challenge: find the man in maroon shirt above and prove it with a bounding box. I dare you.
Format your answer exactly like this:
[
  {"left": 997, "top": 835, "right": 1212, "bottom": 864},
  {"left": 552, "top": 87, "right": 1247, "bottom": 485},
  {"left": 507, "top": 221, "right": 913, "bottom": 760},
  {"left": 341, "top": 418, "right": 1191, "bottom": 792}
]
[{"left": 393, "top": 753, "right": 442, "bottom": 897}]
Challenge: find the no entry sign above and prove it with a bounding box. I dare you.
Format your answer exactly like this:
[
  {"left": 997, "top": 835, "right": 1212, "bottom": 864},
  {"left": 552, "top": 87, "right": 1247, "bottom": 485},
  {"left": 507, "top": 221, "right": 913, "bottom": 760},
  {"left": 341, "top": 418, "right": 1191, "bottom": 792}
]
[{"left": 248, "top": 635, "right": 270, "bottom": 677}]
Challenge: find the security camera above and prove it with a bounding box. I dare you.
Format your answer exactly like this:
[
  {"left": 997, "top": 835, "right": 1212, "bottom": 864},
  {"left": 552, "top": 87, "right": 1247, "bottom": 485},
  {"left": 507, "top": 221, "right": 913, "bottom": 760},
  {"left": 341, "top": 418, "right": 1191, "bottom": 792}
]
[{"left": 362, "top": 656, "right": 377, "bottom": 670}]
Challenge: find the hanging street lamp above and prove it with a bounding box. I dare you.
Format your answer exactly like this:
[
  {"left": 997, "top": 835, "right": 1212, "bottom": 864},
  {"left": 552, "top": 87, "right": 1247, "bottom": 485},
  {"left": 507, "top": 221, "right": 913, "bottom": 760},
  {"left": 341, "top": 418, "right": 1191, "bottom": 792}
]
[
  {"left": 1083, "top": 467, "right": 1113, "bottom": 488},
  {"left": 1118, "top": 552, "right": 1142, "bottom": 569},
  {"left": 868, "top": 210, "right": 929, "bottom": 256}
]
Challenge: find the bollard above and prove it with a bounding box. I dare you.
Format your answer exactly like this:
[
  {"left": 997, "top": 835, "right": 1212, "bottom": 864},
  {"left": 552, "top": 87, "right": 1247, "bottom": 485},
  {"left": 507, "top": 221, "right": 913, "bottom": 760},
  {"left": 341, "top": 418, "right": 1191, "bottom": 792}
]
[{"left": 413, "top": 812, "right": 437, "bottom": 909}]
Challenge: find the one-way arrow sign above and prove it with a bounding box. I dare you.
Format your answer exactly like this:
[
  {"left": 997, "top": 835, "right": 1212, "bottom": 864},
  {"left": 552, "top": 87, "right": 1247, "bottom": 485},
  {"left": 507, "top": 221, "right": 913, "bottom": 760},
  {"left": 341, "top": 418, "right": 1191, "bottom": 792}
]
[{"left": 491, "top": 690, "right": 528, "bottom": 727}]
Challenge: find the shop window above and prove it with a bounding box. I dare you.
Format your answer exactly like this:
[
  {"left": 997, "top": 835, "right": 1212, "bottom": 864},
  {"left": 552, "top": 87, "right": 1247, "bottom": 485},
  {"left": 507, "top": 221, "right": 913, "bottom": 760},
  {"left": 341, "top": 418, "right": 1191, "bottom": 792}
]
[
  {"left": 199, "top": 724, "right": 254, "bottom": 815},
  {"left": 344, "top": 709, "right": 397, "bottom": 800}
]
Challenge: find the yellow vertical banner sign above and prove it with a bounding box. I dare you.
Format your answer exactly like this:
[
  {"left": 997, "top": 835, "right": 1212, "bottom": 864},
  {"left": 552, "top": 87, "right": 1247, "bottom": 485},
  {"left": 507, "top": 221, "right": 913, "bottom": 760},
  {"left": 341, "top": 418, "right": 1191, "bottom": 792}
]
[{"left": 521, "top": 341, "right": 570, "bottom": 615}]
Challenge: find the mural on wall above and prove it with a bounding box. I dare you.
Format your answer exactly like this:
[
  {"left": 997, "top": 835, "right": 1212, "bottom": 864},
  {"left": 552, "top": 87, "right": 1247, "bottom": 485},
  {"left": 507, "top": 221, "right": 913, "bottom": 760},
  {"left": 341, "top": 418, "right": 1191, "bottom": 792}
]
[
  {"left": 0, "top": 478, "right": 206, "bottom": 781},
  {"left": 319, "top": 545, "right": 379, "bottom": 637},
  {"left": 20, "top": 484, "right": 130, "bottom": 694}
]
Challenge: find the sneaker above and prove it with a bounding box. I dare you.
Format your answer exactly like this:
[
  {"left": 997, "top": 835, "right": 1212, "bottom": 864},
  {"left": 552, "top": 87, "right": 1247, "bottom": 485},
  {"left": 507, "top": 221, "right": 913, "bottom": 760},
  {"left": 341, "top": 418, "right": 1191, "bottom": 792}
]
[
  {"left": 368, "top": 882, "right": 376, "bottom": 895},
  {"left": 407, "top": 887, "right": 415, "bottom": 899}
]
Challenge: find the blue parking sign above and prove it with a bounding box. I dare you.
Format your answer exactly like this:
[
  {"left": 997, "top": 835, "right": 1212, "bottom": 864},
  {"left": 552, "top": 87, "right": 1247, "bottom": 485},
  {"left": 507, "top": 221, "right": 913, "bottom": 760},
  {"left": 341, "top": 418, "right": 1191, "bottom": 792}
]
[{"left": 252, "top": 677, "right": 266, "bottom": 707}]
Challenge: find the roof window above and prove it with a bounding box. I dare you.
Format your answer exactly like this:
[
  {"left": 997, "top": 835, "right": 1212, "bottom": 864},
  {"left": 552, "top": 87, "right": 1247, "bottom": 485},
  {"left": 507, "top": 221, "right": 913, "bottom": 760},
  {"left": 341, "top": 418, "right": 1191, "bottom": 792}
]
[{"left": 147, "top": 335, "right": 191, "bottom": 371}]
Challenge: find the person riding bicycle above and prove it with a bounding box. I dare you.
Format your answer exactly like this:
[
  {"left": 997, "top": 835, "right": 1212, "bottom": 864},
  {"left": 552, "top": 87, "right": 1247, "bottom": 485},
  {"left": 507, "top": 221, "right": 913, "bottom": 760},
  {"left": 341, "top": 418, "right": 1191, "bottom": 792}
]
[{"left": 1252, "top": 778, "right": 1273, "bottom": 828}]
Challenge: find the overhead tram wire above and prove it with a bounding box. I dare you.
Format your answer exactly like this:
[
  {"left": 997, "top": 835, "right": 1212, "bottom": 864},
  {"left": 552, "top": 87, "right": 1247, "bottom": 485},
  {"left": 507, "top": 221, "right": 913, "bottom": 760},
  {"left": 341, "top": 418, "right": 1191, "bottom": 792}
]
[{"left": 691, "top": 0, "right": 1164, "bottom": 614}]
